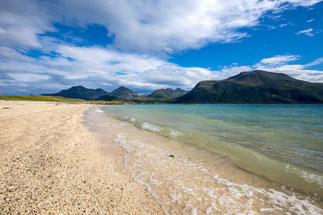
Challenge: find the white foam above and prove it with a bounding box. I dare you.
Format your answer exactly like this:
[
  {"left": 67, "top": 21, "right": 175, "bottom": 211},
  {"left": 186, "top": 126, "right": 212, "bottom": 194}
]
[
  {"left": 95, "top": 108, "right": 103, "bottom": 113},
  {"left": 169, "top": 129, "right": 183, "bottom": 137},
  {"left": 285, "top": 164, "right": 323, "bottom": 189},
  {"left": 141, "top": 122, "right": 162, "bottom": 132},
  {"left": 113, "top": 134, "right": 323, "bottom": 215}
]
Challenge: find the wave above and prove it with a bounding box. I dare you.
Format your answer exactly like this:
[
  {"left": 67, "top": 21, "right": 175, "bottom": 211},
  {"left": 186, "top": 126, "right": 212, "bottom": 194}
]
[
  {"left": 169, "top": 129, "right": 183, "bottom": 137},
  {"left": 286, "top": 164, "right": 323, "bottom": 189},
  {"left": 141, "top": 122, "right": 162, "bottom": 132},
  {"left": 113, "top": 134, "right": 323, "bottom": 214},
  {"left": 100, "top": 106, "right": 323, "bottom": 199},
  {"left": 95, "top": 107, "right": 103, "bottom": 113},
  {"left": 111, "top": 112, "right": 323, "bottom": 197}
]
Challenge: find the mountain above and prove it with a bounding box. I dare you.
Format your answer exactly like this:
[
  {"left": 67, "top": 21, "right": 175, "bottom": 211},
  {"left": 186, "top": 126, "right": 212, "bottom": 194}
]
[
  {"left": 44, "top": 85, "right": 139, "bottom": 101},
  {"left": 177, "top": 70, "right": 323, "bottom": 104},
  {"left": 110, "top": 86, "right": 139, "bottom": 99},
  {"left": 43, "top": 85, "right": 110, "bottom": 100},
  {"left": 148, "top": 88, "right": 188, "bottom": 98}
]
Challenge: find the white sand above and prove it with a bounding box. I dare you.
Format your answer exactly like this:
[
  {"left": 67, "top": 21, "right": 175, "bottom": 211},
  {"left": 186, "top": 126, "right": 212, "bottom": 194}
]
[{"left": 0, "top": 101, "right": 163, "bottom": 214}]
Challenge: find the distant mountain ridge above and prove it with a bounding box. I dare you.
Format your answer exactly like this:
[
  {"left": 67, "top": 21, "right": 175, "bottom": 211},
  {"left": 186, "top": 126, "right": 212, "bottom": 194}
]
[
  {"left": 177, "top": 70, "right": 323, "bottom": 104},
  {"left": 148, "top": 88, "right": 187, "bottom": 98},
  {"left": 44, "top": 85, "right": 138, "bottom": 100},
  {"left": 43, "top": 85, "right": 110, "bottom": 100},
  {"left": 43, "top": 70, "right": 323, "bottom": 103},
  {"left": 110, "top": 86, "right": 139, "bottom": 99}
]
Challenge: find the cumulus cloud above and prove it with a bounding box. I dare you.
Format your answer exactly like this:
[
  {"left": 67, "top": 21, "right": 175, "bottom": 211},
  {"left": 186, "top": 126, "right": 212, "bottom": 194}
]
[
  {"left": 1, "top": 45, "right": 322, "bottom": 95},
  {"left": 0, "top": 45, "right": 219, "bottom": 94},
  {"left": 0, "top": 0, "right": 321, "bottom": 54},
  {"left": 57, "top": 0, "right": 321, "bottom": 53},
  {"left": 0, "top": 0, "right": 56, "bottom": 48},
  {"left": 0, "top": 0, "right": 322, "bottom": 94}
]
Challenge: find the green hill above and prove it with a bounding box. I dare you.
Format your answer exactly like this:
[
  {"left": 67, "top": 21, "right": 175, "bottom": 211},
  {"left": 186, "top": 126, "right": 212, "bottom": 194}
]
[{"left": 177, "top": 70, "right": 323, "bottom": 104}]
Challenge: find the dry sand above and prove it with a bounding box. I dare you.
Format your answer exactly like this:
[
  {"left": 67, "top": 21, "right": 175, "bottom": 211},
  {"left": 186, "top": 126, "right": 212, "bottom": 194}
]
[{"left": 0, "top": 101, "right": 163, "bottom": 214}]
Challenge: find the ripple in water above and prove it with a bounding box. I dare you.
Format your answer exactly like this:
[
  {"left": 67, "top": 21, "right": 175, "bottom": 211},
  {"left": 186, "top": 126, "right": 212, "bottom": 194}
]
[{"left": 113, "top": 134, "right": 322, "bottom": 214}]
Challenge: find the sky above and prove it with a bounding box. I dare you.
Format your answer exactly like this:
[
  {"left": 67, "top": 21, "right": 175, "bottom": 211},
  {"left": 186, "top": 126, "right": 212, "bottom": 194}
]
[{"left": 0, "top": 0, "right": 322, "bottom": 95}]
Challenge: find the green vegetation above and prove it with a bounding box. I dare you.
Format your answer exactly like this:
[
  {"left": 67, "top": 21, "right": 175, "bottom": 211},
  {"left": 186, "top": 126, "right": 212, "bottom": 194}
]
[
  {"left": 90, "top": 100, "right": 135, "bottom": 105},
  {"left": 0, "top": 95, "right": 85, "bottom": 102},
  {"left": 0, "top": 95, "right": 134, "bottom": 105},
  {"left": 148, "top": 89, "right": 170, "bottom": 98},
  {"left": 129, "top": 96, "right": 176, "bottom": 104}
]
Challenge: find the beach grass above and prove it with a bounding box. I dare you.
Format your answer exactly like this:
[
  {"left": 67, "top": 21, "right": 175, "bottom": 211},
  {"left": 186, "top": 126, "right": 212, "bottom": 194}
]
[
  {"left": 0, "top": 95, "right": 135, "bottom": 105},
  {"left": 129, "top": 96, "right": 176, "bottom": 103}
]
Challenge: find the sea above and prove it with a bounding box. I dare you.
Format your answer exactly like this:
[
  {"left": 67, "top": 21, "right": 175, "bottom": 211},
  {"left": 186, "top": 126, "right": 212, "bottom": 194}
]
[{"left": 86, "top": 104, "right": 323, "bottom": 214}]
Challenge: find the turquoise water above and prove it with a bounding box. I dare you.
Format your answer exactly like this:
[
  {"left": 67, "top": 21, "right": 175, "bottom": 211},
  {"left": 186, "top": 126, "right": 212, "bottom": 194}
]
[{"left": 102, "top": 104, "right": 323, "bottom": 195}]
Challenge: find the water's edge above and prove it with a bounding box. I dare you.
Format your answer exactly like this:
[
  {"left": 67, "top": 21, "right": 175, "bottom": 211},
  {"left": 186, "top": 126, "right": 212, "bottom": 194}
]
[
  {"left": 109, "top": 111, "right": 323, "bottom": 199},
  {"left": 84, "top": 106, "right": 323, "bottom": 214}
]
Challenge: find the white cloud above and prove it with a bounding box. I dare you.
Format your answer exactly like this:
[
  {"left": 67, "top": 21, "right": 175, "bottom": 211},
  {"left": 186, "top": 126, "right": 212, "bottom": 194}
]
[
  {"left": 57, "top": 0, "right": 321, "bottom": 53},
  {"left": 307, "top": 19, "right": 315, "bottom": 23},
  {"left": 305, "top": 57, "right": 323, "bottom": 67},
  {"left": 0, "top": 0, "right": 321, "bottom": 54},
  {"left": 0, "top": 45, "right": 219, "bottom": 92},
  {"left": 0, "top": 0, "right": 55, "bottom": 48},
  {"left": 296, "top": 28, "right": 314, "bottom": 36},
  {"left": 0, "top": 0, "right": 322, "bottom": 94},
  {"left": 279, "top": 23, "right": 288, "bottom": 28},
  {"left": 8, "top": 73, "right": 50, "bottom": 82},
  {"left": 1, "top": 45, "right": 322, "bottom": 95},
  {"left": 257, "top": 55, "right": 300, "bottom": 67}
]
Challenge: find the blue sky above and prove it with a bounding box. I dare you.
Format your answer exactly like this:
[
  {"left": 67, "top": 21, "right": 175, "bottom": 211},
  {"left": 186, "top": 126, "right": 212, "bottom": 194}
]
[{"left": 0, "top": 0, "right": 322, "bottom": 95}]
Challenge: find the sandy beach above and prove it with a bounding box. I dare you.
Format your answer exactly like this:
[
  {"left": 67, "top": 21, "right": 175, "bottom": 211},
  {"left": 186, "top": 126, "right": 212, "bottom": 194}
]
[
  {"left": 1, "top": 101, "right": 322, "bottom": 214},
  {"left": 0, "top": 101, "right": 163, "bottom": 214}
]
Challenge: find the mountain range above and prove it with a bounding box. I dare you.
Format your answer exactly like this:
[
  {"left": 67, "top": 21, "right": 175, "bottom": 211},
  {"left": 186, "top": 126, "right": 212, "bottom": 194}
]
[
  {"left": 148, "top": 88, "right": 188, "bottom": 99},
  {"left": 43, "top": 85, "right": 109, "bottom": 100},
  {"left": 43, "top": 70, "right": 323, "bottom": 103},
  {"left": 44, "top": 86, "right": 139, "bottom": 100}
]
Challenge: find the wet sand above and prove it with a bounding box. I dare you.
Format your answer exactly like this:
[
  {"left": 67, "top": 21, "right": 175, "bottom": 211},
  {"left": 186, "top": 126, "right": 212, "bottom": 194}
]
[{"left": 0, "top": 101, "right": 163, "bottom": 214}]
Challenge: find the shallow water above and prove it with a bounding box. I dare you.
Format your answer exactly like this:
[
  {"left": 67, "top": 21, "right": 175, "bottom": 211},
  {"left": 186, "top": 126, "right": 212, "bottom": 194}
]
[
  {"left": 102, "top": 104, "right": 323, "bottom": 196},
  {"left": 85, "top": 105, "right": 323, "bottom": 214}
]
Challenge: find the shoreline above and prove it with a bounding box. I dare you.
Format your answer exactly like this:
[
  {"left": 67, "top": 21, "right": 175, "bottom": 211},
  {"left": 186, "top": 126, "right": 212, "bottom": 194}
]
[
  {"left": 88, "top": 105, "right": 323, "bottom": 214},
  {"left": 102, "top": 104, "right": 323, "bottom": 199},
  {"left": 1, "top": 101, "right": 322, "bottom": 214},
  {"left": 0, "top": 101, "right": 163, "bottom": 214}
]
